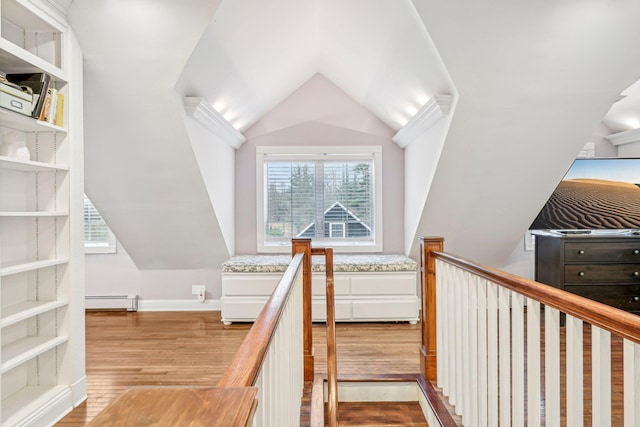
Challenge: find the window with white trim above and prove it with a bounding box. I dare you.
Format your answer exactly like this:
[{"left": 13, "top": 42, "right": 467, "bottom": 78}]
[
  {"left": 84, "top": 194, "right": 116, "bottom": 254},
  {"left": 329, "top": 222, "right": 345, "bottom": 238},
  {"left": 257, "top": 146, "right": 382, "bottom": 252}
]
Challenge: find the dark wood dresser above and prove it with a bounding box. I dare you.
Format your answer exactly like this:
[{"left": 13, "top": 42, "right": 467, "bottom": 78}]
[{"left": 534, "top": 231, "right": 640, "bottom": 315}]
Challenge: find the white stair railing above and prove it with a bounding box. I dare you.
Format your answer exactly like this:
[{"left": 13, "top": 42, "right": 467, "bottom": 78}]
[
  {"left": 219, "top": 252, "right": 305, "bottom": 427},
  {"left": 421, "top": 237, "right": 640, "bottom": 427}
]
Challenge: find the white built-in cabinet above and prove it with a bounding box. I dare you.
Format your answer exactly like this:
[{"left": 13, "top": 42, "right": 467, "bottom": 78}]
[
  {"left": 0, "top": 0, "right": 85, "bottom": 425},
  {"left": 222, "top": 271, "right": 420, "bottom": 325}
]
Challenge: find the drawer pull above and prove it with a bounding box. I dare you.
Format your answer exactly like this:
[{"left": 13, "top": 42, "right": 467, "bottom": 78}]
[
  {"left": 635, "top": 272, "right": 640, "bottom": 277},
  {"left": 635, "top": 249, "right": 640, "bottom": 255},
  {"left": 578, "top": 250, "right": 585, "bottom": 255},
  {"left": 578, "top": 271, "right": 585, "bottom": 277},
  {"left": 633, "top": 296, "right": 640, "bottom": 302}
]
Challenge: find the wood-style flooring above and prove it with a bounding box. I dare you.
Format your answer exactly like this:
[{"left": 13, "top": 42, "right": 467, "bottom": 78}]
[
  {"left": 55, "top": 311, "right": 422, "bottom": 426},
  {"left": 56, "top": 310, "right": 627, "bottom": 426}
]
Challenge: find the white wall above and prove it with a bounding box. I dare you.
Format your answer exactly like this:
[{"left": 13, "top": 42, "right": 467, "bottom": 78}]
[
  {"left": 591, "top": 122, "right": 618, "bottom": 158},
  {"left": 85, "top": 241, "right": 224, "bottom": 305},
  {"left": 234, "top": 74, "right": 405, "bottom": 254},
  {"left": 403, "top": 111, "right": 455, "bottom": 255}
]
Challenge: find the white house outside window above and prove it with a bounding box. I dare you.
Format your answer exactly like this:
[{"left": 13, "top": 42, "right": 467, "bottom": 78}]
[
  {"left": 256, "top": 146, "right": 382, "bottom": 252},
  {"left": 330, "top": 222, "right": 345, "bottom": 238}
]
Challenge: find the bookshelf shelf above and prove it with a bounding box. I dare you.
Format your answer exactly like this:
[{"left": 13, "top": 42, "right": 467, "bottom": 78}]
[
  {"left": 0, "top": 299, "right": 69, "bottom": 328},
  {"left": 0, "top": 258, "right": 69, "bottom": 277},
  {"left": 0, "top": 106, "right": 67, "bottom": 133},
  {"left": 0, "top": 156, "right": 68, "bottom": 172},
  {"left": 0, "top": 38, "right": 66, "bottom": 83},
  {"left": 0, "top": 211, "right": 68, "bottom": 217},
  {"left": 1, "top": 336, "right": 69, "bottom": 374},
  {"left": 0, "top": 1, "right": 84, "bottom": 423}
]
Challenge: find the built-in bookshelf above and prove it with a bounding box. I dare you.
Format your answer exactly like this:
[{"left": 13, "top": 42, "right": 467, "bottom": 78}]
[{"left": 0, "top": 0, "right": 85, "bottom": 425}]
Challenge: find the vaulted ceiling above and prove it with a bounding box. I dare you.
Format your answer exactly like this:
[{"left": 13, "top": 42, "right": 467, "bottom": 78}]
[{"left": 68, "top": 0, "right": 640, "bottom": 270}]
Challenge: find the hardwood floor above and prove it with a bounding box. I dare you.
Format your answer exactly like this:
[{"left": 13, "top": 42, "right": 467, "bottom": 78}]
[
  {"left": 55, "top": 310, "right": 629, "bottom": 426},
  {"left": 56, "top": 311, "right": 422, "bottom": 426}
]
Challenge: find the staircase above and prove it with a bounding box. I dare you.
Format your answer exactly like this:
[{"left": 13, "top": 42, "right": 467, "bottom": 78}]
[{"left": 326, "top": 402, "right": 428, "bottom": 426}]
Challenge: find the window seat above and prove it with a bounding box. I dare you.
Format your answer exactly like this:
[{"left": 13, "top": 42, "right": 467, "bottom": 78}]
[
  {"left": 222, "top": 254, "right": 417, "bottom": 273},
  {"left": 221, "top": 254, "right": 419, "bottom": 325}
]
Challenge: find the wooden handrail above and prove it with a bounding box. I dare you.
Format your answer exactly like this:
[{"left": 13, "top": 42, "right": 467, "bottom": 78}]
[
  {"left": 433, "top": 246, "right": 640, "bottom": 345},
  {"left": 218, "top": 252, "right": 304, "bottom": 387}
]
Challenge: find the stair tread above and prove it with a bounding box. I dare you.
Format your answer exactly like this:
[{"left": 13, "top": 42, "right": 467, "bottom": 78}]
[{"left": 325, "top": 401, "right": 428, "bottom": 426}]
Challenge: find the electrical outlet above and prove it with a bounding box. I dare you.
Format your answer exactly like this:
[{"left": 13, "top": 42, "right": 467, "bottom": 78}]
[{"left": 192, "top": 285, "right": 206, "bottom": 303}]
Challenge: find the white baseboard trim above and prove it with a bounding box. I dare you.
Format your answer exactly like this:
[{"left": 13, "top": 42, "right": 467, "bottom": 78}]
[
  {"left": 137, "top": 299, "right": 221, "bottom": 311},
  {"left": 71, "top": 375, "right": 88, "bottom": 407}
]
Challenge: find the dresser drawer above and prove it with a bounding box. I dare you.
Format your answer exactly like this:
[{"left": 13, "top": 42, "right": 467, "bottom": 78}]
[
  {"left": 564, "top": 264, "right": 640, "bottom": 284},
  {"left": 564, "top": 284, "right": 640, "bottom": 311},
  {"left": 564, "top": 241, "right": 640, "bottom": 262}
]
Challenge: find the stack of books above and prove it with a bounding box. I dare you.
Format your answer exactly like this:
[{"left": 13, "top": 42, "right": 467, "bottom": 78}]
[{"left": 5, "top": 72, "right": 64, "bottom": 126}]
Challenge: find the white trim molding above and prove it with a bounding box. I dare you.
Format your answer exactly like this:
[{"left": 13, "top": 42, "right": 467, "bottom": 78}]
[
  {"left": 392, "top": 95, "right": 453, "bottom": 148},
  {"left": 183, "top": 97, "right": 246, "bottom": 149},
  {"left": 137, "top": 299, "right": 222, "bottom": 312},
  {"left": 604, "top": 128, "right": 640, "bottom": 146}
]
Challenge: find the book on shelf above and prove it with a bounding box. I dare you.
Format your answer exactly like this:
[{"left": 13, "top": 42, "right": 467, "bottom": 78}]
[
  {"left": 46, "top": 87, "right": 58, "bottom": 124},
  {"left": 55, "top": 93, "right": 64, "bottom": 127},
  {"left": 5, "top": 73, "right": 51, "bottom": 119},
  {"left": 39, "top": 87, "right": 53, "bottom": 122}
]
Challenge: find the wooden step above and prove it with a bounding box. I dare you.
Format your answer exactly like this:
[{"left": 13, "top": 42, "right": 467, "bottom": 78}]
[{"left": 326, "top": 401, "right": 428, "bottom": 426}]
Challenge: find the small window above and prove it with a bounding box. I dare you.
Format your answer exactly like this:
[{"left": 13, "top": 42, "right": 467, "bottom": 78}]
[
  {"left": 84, "top": 194, "right": 116, "bottom": 254},
  {"left": 329, "top": 223, "right": 345, "bottom": 238},
  {"left": 257, "top": 145, "right": 382, "bottom": 252}
]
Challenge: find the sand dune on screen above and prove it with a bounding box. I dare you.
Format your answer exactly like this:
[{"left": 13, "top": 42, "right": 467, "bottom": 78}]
[{"left": 530, "top": 179, "right": 640, "bottom": 230}]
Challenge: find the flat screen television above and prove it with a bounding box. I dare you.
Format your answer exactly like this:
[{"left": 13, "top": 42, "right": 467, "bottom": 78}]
[{"left": 530, "top": 158, "right": 640, "bottom": 231}]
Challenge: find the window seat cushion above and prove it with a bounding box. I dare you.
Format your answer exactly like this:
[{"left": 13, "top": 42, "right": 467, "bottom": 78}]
[{"left": 222, "top": 254, "right": 417, "bottom": 274}]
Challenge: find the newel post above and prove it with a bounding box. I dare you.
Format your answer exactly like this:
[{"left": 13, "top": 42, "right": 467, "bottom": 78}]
[
  {"left": 292, "top": 238, "right": 314, "bottom": 381},
  {"left": 419, "top": 237, "right": 444, "bottom": 381}
]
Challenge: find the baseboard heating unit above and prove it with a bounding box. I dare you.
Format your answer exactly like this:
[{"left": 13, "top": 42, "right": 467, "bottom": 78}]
[{"left": 85, "top": 294, "right": 138, "bottom": 311}]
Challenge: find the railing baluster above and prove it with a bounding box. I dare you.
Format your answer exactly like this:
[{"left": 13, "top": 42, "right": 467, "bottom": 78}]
[
  {"left": 487, "top": 281, "right": 499, "bottom": 427},
  {"left": 468, "top": 275, "right": 479, "bottom": 427},
  {"left": 477, "top": 277, "right": 488, "bottom": 427},
  {"left": 512, "top": 292, "right": 525, "bottom": 427},
  {"left": 461, "top": 270, "right": 470, "bottom": 424},
  {"left": 325, "top": 247, "right": 338, "bottom": 427},
  {"left": 436, "top": 259, "right": 445, "bottom": 391},
  {"left": 527, "top": 299, "right": 541, "bottom": 427},
  {"left": 498, "top": 286, "right": 511, "bottom": 427},
  {"left": 454, "top": 265, "right": 462, "bottom": 412},
  {"left": 624, "top": 339, "right": 640, "bottom": 427},
  {"left": 445, "top": 262, "right": 454, "bottom": 399},
  {"left": 592, "top": 326, "right": 612, "bottom": 427},
  {"left": 545, "top": 305, "right": 561, "bottom": 427},
  {"left": 566, "top": 314, "right": 584, "bottom": 427}
]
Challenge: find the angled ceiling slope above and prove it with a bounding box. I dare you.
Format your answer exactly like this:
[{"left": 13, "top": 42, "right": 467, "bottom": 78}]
[
  {"left": 69, "top": 0, "right": 231, "bottom": 269},
  {"left": 410, "top": 0, "right": 640, "bottom": 266},
  {"left": 71, "top": 0, "right": 454, "bottom": 270},
  {"left": 178, "top": 0, "right": 453, "bottom": 135}
]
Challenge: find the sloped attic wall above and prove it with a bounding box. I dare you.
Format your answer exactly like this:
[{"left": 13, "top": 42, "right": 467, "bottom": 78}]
[
  {"left": 70, "top": 0, "right": 230, "bottom": 270},
  {"left": 235, "top": 74, "right": 405, "bottom": 254},
  {"left": 408, "top": 0, "right": 640, "bottom": 266}
]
